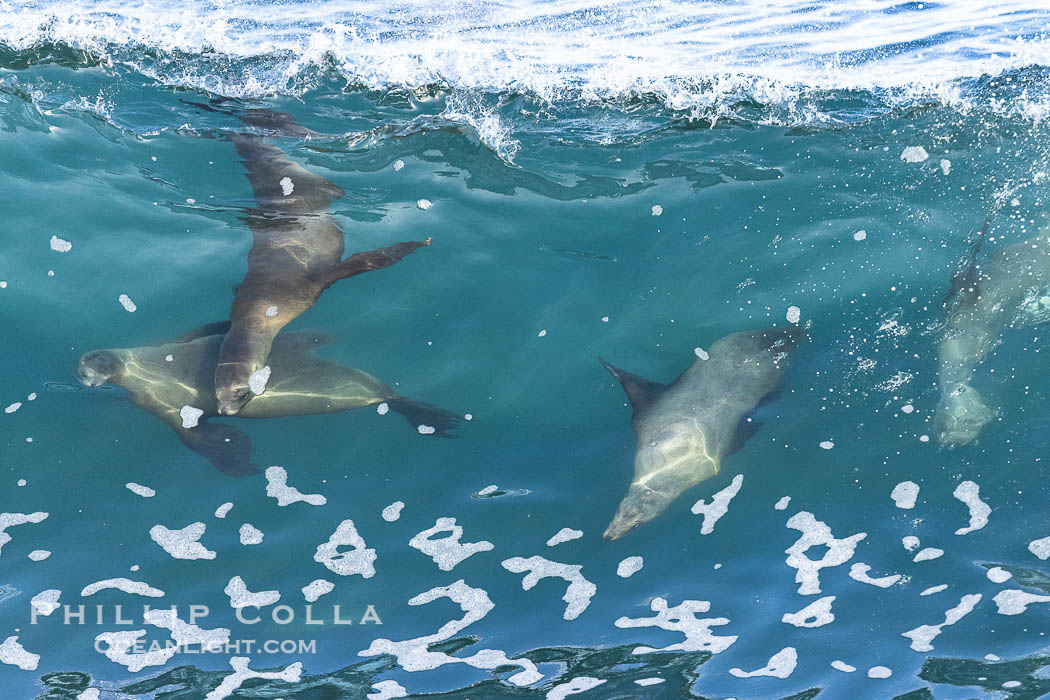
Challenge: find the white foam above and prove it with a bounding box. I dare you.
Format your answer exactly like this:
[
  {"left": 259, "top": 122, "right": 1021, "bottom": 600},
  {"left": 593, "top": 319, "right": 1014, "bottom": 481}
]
[
  {"left": 902, "top": 535, "right": 920, "bottom": 551},
  {"left": 27, "top": 549, "right": 50, "bottom": 561},
  {"left": 376, "top": 402, "right": 389, "bottom": 415},
  {"left": 224, "top": 576, "right": 280, "bottom": 609},
  {"left": 818, "top": 440, "right": 834, "bottom": 450},
  {"left": 95, "top": 630, "right": 168, "bottom": 671},
  {"left": 891, "top": 481, "right": 919, "bottom": 509},
  {"left": 359, "top": 579, "right": 542, "bottom": 686},
  {"left": 729, "top": 646, "right": 798, "bottom": 679},
  {"left": 416, "top": 198, "right": 432, "bottom": 210},
  {"left": 940, "top": 159, "right": 952, "bottom": 175},
  {"left": 617, "top": 556, "right": 643, "bottom": 578},
  {"left": 82, "top": 578, "right": 164, "bottom": 597},
  {"left": 547, "top": 528, "right": 584, "bottom": 546},
  {"left": 248, "top": 365, "right": 271, "bottom": 395},
  {"left": 781, "top": 596, "right": 835, "bottom": 628},
  {"left": 265, "top": 466, "right": 327, "bottom": 506},
  {"left": 690, "top": 474, "right": 743, "bottom": 535},
  {"left": 635, "top": 677, "right": 665, "bottom": 686},
  {"left": 774, "top": 496, "right": 791, "bottom": 510},
  {"left": 784, "top": 511, "right": 866, "bottom": 595},
  {"left": 118, "top": 293, "right": 137, "bottom": 312},
  {"left": 315, "top": 519, "right": 376, "bottom": 578},
  {"left": 694, "top": 347, "right": 709, "bottom": 360},
  {"left": 921, "top": 585, "right": 948, "bottom": 596},
  {"left": 30, "top": 589, "right": 61, "bottom": 616},
  {"left": 537, "top": 329, "right": 547, "bottom": 337},
  {"left": 417, "top": 424, "right": 436, "bottom": 435},
  {"left": 368, "top": 680, "right": 408, "bottom": 700},
  {"left": 5, "top": 402, "right": 21, "bottom": 414},
  {"left": 302, "top": 579, "right": 335, "bottom": 603},
  {"left": 477, "top": 484, "right": 499, "bottom": 496},
  {"left": 239, "top": 523, "right": 264, "bottom": 545},
  {"left": 993, "top": 589, "right": 1050, "bottom": 615},
  {"left": 547, "top": 677, "right": 607, "bottom": 699},
  {"left": 853, "top": 230, "right": 867, "bottom": 241},
  {"left": 392, "top": 159, "right": 405, "bottom": 171},
  {"left": 849, "top": 563, "right": 901, "bottom": 588},
  {"left": 279, "top": 176, "right": 294, "bottom": 195},
  {"left": 901, "top": 146, "right": 929, "bottom": 163},
  {"left": 1028, "top": 536, "right": 1050, "bottom": 560},
  {"left": 786, "top": 306, "right": 801, "bottom": 324},
  {"left": 651, "top": 204, "right": 663, "bottom": 216},
  {"left": 179, "top": 405, "right": 203, "bottom": 428},
  {"left": 902, "top": 594, "right": 982, "bottom": 651},
  {"left": 987, "top": 567, "right": 1012, "bottom": 583},
  {"left": 265, "top": 305, "right": 278, "bottom": 317},
  {"left": 831, "top": 660, "right": 856, "bottom": 673},
  {"left": 215, "top": 502, "right": 233, "bottom": 518},
  {"left": 615, "top": 597, "right": 736, "bottom": 654},
  {"left": 502, "top": 555, "right": 596, "bottom": 620},
  {"left": 77, "top": 689, "right": 100, "bottom": 700},
  {"left": 410, "top": 517, "right": 494, "bottom": 571},
  {"left": 0, "top": 636, "right": 39, "bottom": 671},
  {"left": 868, "top": 666, "right": 893, "bottom": 679},
  {"left": 382, "top": 501, "right": 404, "bottom": 522},
  {"left": 901, "top": 403, "right": 914, "bottom": 413},
  {"left": 914, "top": 548, "right": 944, "bottom": 562},
  {"left": 126, "top": 482, "right": 155, "bottom": 497},
  {"left": 0, "top": 512, "right": 49, "bottom": 558},
  {"left": 953, "top": 480, "right": 990, "bottom": 535},
  {"left": 205, "top": 657, "right": 302, "bottom": 700},
  {"left": 149, "top": 522, "right": 216, "bottom": 560},
  {"left": 49, "top": 235, "right": 72, "bottom": 252}
]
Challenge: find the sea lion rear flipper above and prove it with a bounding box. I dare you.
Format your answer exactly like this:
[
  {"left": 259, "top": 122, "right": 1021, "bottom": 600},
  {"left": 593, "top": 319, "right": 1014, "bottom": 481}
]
[
  {"left": 175, "top": 420, "right": 259, "bottom": 477},
  {"left": 387, "top": 398, "right": 461, "bottom": 438},
  {"left": 598, "top": 356, "right": 668, "bottom": 417},
  {"left": 327, "top": 238, "right": 432, "bottom": 287}
]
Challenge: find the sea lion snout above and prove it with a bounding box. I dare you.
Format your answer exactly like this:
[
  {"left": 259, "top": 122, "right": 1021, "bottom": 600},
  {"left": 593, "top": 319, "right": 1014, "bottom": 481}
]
[
  {"left": 217, "top": 387, "right": 251, "bottom": 415},
  {"left": 603, "top": 482, "right": 677, "bottom": 541},
  {"left": 76, "top": 350, "right": 120, "bottom": 387}
]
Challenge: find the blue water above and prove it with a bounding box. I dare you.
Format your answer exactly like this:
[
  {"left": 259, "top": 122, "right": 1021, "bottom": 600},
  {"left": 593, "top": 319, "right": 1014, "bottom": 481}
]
[{"left": 4, "top": 2, "right": 1050, "bottom": 699}]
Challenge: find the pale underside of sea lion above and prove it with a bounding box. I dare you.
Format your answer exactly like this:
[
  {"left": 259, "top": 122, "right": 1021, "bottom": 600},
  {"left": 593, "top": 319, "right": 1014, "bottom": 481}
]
[
  {"left": 600, "top": 326, "right": 803, "bottom": 540},
  {"left": 936, "top": 228, "right": 1050, "bottom": 446},
  {"left": 216, "top": 111, "right": 430, "bottom": 416},
  {"left": 77, "top": 323, "right": 459, "bottom": 476}
]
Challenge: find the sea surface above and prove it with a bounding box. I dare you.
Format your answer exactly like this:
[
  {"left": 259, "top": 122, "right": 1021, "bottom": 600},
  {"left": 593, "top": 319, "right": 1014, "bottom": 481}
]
[{"left": 3, "top": 2, "right": 1050, "bottom": 698}]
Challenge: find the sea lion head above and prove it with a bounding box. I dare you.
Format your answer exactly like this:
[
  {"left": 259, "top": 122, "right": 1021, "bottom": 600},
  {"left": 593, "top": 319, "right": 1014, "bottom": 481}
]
[
  {"left": 604, "top": 424, "right": 711, "bottom": 540},
  {"left": 215, "top": 362, "right": 253, "bottom": 415},
  {"left": 76, "top": 350, "right": 123, "bottom": 387},
  {"left": 935, "top": 383, "right": 993, "bottom": 447}
]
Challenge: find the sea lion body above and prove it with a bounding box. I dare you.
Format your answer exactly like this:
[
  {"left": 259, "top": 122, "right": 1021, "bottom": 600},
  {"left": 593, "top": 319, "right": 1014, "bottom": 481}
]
[
  {"left": 217, "top": 120, "right": 429, "bottom": 415},
  {"left": 936, "top": 230, "right": 1050, "bottom": 446},
  {"left": 78, "top": 327, "right": 457, "bottom": 475},
  {"left": 601, "top": 326, "right": 802, "bottom": 540}
]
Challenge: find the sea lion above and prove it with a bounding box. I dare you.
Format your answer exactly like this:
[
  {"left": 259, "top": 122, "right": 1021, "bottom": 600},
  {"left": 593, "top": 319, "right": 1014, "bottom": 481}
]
[
  {"left": 217, "top": 111, "right": 430, "bottom": 416},
  {"left": 77, "top": 323, "right": 459, "bottom": 476},
  {"left": 600, "top": 326, "right": 802, "bottom": 540},
  {"left": 936, "top": 226, "right": 1050, "bottom": 446}
]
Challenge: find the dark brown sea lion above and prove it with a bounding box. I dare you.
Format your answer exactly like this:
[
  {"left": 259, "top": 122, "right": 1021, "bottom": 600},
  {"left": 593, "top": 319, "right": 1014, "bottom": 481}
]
[{"left": 216, "top": 111, "right": 430, "bottom": 415}]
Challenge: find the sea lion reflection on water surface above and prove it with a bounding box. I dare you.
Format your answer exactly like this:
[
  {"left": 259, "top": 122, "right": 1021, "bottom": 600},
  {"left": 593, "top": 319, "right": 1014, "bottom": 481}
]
[
  {"left": 216, "top": 110, "right": 431, "bottom": 416},
  {"left": 600, "top": 326, "right": 802, "bottom": 540},
  {"left": 77, "top": 323, "right": 459, "bottom": 476}
]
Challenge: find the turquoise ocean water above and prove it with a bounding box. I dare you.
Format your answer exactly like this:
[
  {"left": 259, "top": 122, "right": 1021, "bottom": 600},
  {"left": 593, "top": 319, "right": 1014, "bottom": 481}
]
[{"left": 4, "top": 2, "right": 1050, "bottom": 698}]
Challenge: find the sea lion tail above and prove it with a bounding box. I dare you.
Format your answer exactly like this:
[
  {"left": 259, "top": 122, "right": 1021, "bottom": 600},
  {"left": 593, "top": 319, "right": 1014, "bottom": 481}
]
[{"left": 387, "top": 398, "right": 461, "bottom": 438}]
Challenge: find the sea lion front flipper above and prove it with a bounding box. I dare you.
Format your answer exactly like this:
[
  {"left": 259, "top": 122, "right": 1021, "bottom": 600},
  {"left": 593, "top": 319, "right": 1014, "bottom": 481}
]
[
  {"left": 598, "top": 356, "right": 669, "bottom": 418},
  {"left": 157, "top": 321, "right": 233, "bottom": 345},
  {"left": 326, "top": 238, "right": 432, "bottom": 287},
  {"left": 387, "top": 398, "right": 461, "bottom": 437},
  {"left": 175, "top": 420, "right": 258, "bottom": 477}
]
